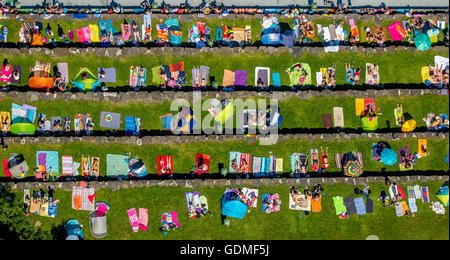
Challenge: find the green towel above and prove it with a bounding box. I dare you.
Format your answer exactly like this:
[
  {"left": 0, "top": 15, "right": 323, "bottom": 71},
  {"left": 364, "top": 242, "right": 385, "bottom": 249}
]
[{"left": 333, "top": 196, "right": 347, "bottom": 215}]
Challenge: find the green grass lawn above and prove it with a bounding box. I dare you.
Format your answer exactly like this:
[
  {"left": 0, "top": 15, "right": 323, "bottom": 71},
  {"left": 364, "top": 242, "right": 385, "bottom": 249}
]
[
  {"left": 1, "top": 137, "right": 448, "bottom": 177},
  {"left": 0, "top": 51, "right": 448, "bottom": 88},
  {"left": 3, "top": 15, "right": 448, "bottom": 45},
  {"left": 14, "top": 181, "right": 449, "bottom": 240},
  {"left": 1, "top": 95, "right": 448, "bottom": 132}
]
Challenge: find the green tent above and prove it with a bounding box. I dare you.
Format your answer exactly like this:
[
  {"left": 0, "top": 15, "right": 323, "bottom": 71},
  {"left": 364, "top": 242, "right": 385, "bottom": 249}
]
[
  {"left": 361, "top": 116, "right": 378, "bottom": 132},
  {"left": 73, "top": 67, "right": 101, "bottom": 92},
  {"left": 414, "top": 33, "right": 431, "bottom": 51}
]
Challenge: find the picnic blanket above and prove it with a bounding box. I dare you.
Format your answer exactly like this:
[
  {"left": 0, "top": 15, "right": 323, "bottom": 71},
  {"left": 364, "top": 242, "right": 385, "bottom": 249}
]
[
  {"left": 98, "top": 68, "right": 116, "bottom": 83},
  {"left": 71, "top": 186, "right": 95, "bottom": 211},
  {"left": 106, "top": 154, "right": 129, "bottom": 179},
  {"left": 289, "top": 193, "right": 311, "bottom": 211},
  {"left": 100, "top": 111, "right": 121, "bottom": 130},
  {"left": 36, "top": 151, "right": 59, "bottom": 174}
]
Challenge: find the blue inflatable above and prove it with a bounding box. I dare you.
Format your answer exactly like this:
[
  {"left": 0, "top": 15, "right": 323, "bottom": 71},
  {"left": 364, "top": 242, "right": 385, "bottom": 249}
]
[{"left": 221, "top": 192, "right": 247, "bottom": 219}]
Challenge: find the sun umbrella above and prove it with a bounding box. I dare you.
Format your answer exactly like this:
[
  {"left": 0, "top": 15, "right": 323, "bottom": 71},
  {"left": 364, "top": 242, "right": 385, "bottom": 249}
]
[
  {"left": 380, "top": 148, "right": 397, "bottom": 166},
  {"left": 414, "top": 33, "right": 431, "bottom": 51},
  {"left": 402, "top": 119, "right": 416, "bottom": 132},
  {"left": 343, "top": 160, "right": 363, "bottom": 177}
]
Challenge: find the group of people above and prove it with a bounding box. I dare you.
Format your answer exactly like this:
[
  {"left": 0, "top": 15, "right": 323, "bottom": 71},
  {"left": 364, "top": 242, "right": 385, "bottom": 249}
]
[
  {"left": 345, "top": 61, "right": 361, "bottom": 85},
  {"left": 0, "top": 59, "right": 20, "bottom": 85},
  {"left": 290, "top": 184, "right": 323, "bottom": 216},
  {"left": 427, "top": 64, "right": 449, "bottom": 87}
]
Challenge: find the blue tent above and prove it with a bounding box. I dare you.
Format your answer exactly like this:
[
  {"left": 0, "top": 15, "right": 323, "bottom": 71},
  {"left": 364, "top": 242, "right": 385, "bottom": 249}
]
[
  {"left": 221, "top": 192, "right": 247, "bottom": 219},
  {"left": 65, "top": 219, "right": 84, "bottom": 240},
  {"left": 380, "top": 148, "right": 397, "bottom": 166}
]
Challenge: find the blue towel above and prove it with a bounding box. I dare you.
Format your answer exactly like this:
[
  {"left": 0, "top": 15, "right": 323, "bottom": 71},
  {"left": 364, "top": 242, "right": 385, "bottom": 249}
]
[{"left": 354, "top": 197, "right": 366, "bottom": 215}]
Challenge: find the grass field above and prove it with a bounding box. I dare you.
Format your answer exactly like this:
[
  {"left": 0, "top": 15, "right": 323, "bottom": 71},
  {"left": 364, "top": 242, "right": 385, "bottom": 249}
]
[
  {"left": 1, "top": 137, "right": 448, "bottom": 177},
  {"left": 0, "top": 51, "right": 448, "bottom": 89},
  {"left": 1, "top": 95, "right": 448, "bottom": 132},
  {"left": 13, "top": 181, "right": 449, "bottom": 240},
  {"left": 2, "top": 15, "right": 448, "bottom": 45}
]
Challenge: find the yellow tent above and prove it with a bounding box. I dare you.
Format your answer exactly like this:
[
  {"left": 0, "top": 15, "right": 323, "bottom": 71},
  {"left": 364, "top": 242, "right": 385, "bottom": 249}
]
[{"left": 402, "top": 119, "right": 416, "bottom": 132}]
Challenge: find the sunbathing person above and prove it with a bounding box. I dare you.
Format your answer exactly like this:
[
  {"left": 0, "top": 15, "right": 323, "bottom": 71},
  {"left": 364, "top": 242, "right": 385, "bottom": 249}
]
[
  {"left": 53, "top": 119, "right": 62, "bottom": 131},
  {"left": 328, "top": 66, "right": 336, "bottom": 88},
  {"left": 345, "top": 62, "right": 353, "bottom": 83},
  {"left": 92, "top": 157, "right": 99, "bottom": 177},
  {"left": 1, "top": 59, "right": 12, "bottom": 82},
  {"left": 200, "top": 67, "right": 207, "bottom": 87},
  {"left": 192, "top": 66, "right": 200, "bottom": 88},
  {"left": 396, "top": 104, "right": 404, "bottom": 125},
  {"left": 132, "top": 21, "right": 141, "bottom": 42},
  {"left": 238, "top": 158, "right": 249, "bottom": 173},
  {"left": 353, "top": 65, "right": 361, "bottom": 84},
  {"left": 138, "top": 66, "right": 146, "bottom": 87},
  {"left": 311, "top": 150, "right": 319, "bottom": 171},
  {"left": 321, "top": 146, "right": 329, "bottom": 169}
]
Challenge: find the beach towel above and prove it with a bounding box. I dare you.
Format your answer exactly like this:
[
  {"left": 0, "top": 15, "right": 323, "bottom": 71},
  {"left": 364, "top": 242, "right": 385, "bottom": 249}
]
[
  {"left": 229, "top": 151, "right": 242, "bottom": 173},
  {"left": 39, "top": 201, "right": 49, "bottom": 217},
  {"left": 311, "top": 195, "right": 322, "bottom": 213},
  {"left": 355, "top": 152, "right": 365, "bottom": 167},
  {"left": 157, "top": 155, "right": 173, "bottom": 175},
  {"left": 98, "top": 68, "right": 116, "bottom": 83},
  {"left": 345, "top": 68, "right": 354, "bottom": 83},
  {"left": 252, "top": 156, "right": 262, "bottom": 175},
  {"left": 333, "top": 196, "right": 347, "bottom": 215},
  {"left": 262, "top": 193, "right": 281, "bottom": 213},
  {"left": 91, "top": 157, "right": 100, "bottom": 177},
  {"left": 322, "top": 26, "right": 339, "bottom": 53},
  {"left": 121, "top": 24, "right": 131, "bottom": 41},
  {"left": 234, "top": 70, "right": 248, "bottom": 88},
  {"left": 73, "top": 162, "right": 80, "bottom": 176},
  {"left": 30, "top": 199, "right": 40, "bottom": 215},
  {"left": 434, "top": 55, "right": 449, "bottom": 69},
  {"left": 127, "top": 208, "right": 139, "bottom": 232},
  {"left": 316, "top": 71, "right": 323, "bottom": 87},
  {"left": 349, "top": 19, "right": 359, "bottom": 38},
  {"left": 76, "top": 28, "right": 85, "bottom": 43},
  {"left": 106, "top": 154, "right": 130, "bottom": 179},
  {"left": 354, "top": 197, "right": 366, "bottom": 215},
  {"left": 195, "top": 153, "right": 210, "bottom": 175},
  {"left": 344, "top": 195, "right": 357, "bottom": 215},
  {"left": 89, "top": 24, "right": 100, "bottom": 42},
  {"left": 240, "top": 153, "right": 252, "bottom": 174},
  {"left": 48, "top": 199, "right": 58, "bottom": 217},
  {"left": 242, "top": 188, "right": 259, "bottom": 208},
  {"left": 62, "top": 156, "right": 73, "bottom": 176},
  {"left": 310, "top": 149, "right": 319, "bottom": 172},
  {"left": 408, "top": 198, "right": 417, "bottom": 214},
  {"left": 269, "top": 156, "right": 276, "bottom": 174},
  {"left": 397, "top": 185, "right": 406, "bottom": 200},
  {"left": 418, "top": 139, "right": 427, "bottom": 157},
  {"left": 36, "top": 151, "right": 59, "bottom": 174},
  {"left": 334, "top": 153, "right": 343, "bottom": 169},
  {"left": 222, "top": 70, "right": 235, "bottom": 87},
  {"left": 395, "top": 202, "right": 403, "bottom": 217},
  {"left": 366, "top": 198, "right": 373, "bottom": 213},
  {"left": 422, "top": 186, "right": 430, "bottom": 203},
  {"left": 82, "top": 26, "right": 91, "bottom": 43},
  {"left": 401, "top": 200, "right": 410, "bottom": 215},
  {"left": 255, "top": 67, "right": 270, "bottom": 87},
  {"left": 185, "top": 191, "right": 201, "bottom": 215},
  {"left": 387, "top": 21, "right": 406, "bottom": 41},
  {"left": 408, "top": 185, "right": 415, "bottom": 199},
  {"left": 389, "top": 185, "right": 398, "bottom": 199},
  {"left": 335, "top": 25, "right": 346, "bottom": 41},
  {"left": 51, "top": 117, "right": 62, "bottom": 132},
  {"left": 322, "top": 113, "right": 332, "bottom": 128},
  {"left": 138, "top": 208, "right": 148, "bottom": 231},
  {"left": 56, "top": 62, "right": 69, "bottom": 84},
  {"left": 81, "top": 156, "right": 91, "bottom": 176},
  {"left": 95, "top": 202, "right": 110, "bottom": 217},
  {"left": 365, "top": 63, "right": 380, "bottom": 85},
  {"left": 10, "top": 65, "right": 21, "bottom": 84},
  {"left": 333, "top": 107, "right": 344, "bottom": 128},
  {"left": 275, "top": 158, "right": 283, "bottom": 174}
]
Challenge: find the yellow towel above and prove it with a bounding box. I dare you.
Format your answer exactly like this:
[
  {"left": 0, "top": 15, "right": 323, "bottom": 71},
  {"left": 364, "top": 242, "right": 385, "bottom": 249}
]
[{"left": 355, "top": 98, "right": 364, "bottom": 116}]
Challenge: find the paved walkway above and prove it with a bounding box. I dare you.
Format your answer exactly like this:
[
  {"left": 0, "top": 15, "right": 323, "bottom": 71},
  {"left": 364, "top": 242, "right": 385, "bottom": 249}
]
[{"left": 18, "top": 0, "right": 450, "bottom": 8}]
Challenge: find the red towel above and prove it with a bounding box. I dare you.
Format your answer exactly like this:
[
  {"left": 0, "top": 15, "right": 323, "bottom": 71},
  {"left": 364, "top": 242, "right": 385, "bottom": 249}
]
[
  {"left": 88, "top": 193, "right": 96, "bottom": 203},
  {"left": 397, "top": 185, "right": 406, "bottom": 200}
]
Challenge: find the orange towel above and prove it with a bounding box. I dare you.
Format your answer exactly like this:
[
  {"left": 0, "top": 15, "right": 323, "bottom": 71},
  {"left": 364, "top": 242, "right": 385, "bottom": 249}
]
[
  {"left": 311, "top": 195, "right": 322, "bottom": 212},
  {"left": 73, "top": 195, "right": 82, "bottom": 210}
]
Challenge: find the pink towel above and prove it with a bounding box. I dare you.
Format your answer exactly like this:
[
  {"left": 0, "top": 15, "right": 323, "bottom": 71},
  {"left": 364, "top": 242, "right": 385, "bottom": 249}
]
[
  {"left": 82, "top": 26, "right": 91, "bottom": 43},
  {"left": 127, "top": 208, "right": 139, "bottom": 232},
  {"left": 138, "top": 208, "right": 148, "bottom": 231}
]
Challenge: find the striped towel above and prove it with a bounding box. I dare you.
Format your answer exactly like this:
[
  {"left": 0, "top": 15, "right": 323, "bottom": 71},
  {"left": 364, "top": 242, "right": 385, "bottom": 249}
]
[
  {"left": 422, "top": 186, "right": 430, "bottom": 203},
  {"left": 408, "top": 185, "right": 415, "bottom": 199},
  {"left": 252, "top": 156, "right": 261, "bottom": 174},
  {"left": 71, "top": 186, "right": 95, "bottom": 211},
  {"left": 62, "top": 156, "right": 73, "bottom": 176}
]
